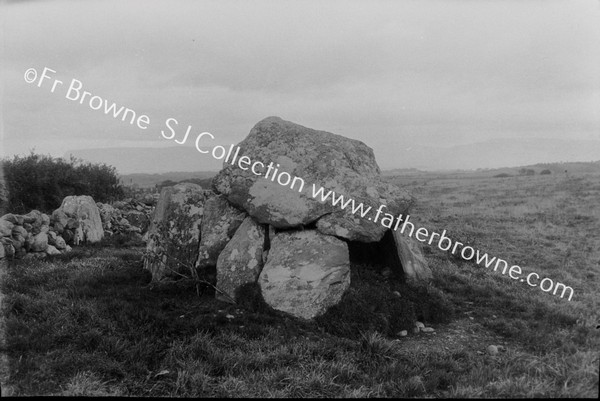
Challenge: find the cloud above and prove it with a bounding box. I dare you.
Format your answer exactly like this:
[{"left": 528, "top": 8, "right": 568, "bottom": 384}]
[{"left": 3, "top": 0, "right": 600, "bottom": 169}]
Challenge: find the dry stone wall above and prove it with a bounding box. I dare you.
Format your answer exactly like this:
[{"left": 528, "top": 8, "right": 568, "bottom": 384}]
[{"left": 0, "top": 195, "right": 154, "bottom": 261}]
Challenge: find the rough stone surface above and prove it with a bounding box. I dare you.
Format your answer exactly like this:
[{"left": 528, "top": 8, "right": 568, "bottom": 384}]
[
  {"left": 31, "top": 232, "right": 48, "bottom": 252},
  {"left": 215, "top": 216, "right": 265, "bottom": 303},
  {"left": 53, "top": 235, "right": 67, "bottom": 250},
  {"left": 259, "top": 230, "right": 350, "bottom": 320},
  {"left": 196, "top": 194, "right": 247, "bottom": 271},
  {"left": 124, "top": 210, "right": 150, "bottom": 232},
  {"left": 0, "top": 219, "right": 14, "bottom": 237},
  {"left": 45, "top": 244, "right": 61, "bottom": 256},
  {"left": 213, "top": 116, "right": 412, "bottom": 242},
  {"left": 392, "top": 231, "right": 432, "bottom": 281},
  {"left": 1, "top": 214, "right": 24, "bottom": 225},
  {"left": 58, "top": 196, "right": 104, "bottom": 243},
  {"left": 144, "top": 183, "right": 208, "bottom": 281},
  {"left": 487, "top": 345, "right": 499, "bottom": 356}
]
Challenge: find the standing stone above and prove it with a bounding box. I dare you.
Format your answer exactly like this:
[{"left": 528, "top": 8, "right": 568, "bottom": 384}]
[
  {"left": 196, "top": 194, "right": 247, "bottom": 271},
  {"left": 58, "top": 196, "right": 104, "bottom": 243},
  {"left": 215, "top": 216, "right": 264, "bottom": 303},
  {"left": 259, "top": 230, "right": 351, "bottom": 320},
  {"left": 144, "top": 183, "right": 207, "bottom": 281},
  {"left": 391, "top": 230, "right": 432, "bottom": 281}
]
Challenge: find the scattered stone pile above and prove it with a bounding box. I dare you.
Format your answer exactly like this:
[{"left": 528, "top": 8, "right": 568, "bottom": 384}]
[
  {"left": 0, "top": 194, "right": 155, "bottom": 260},
  {"left": 0, "top": 195, "right": 103, "bottom": 259},
  {"left": 97, "top": 197, "right": 154, "bottom": 240},
  {"left": 145, "top": 117, "right": 432, "bottom": 320}
]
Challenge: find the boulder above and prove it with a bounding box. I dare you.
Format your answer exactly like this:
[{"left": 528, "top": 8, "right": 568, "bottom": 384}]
[
  {"left": 213, "top": 117, "right": 412, "bottom": 242},
  {"left": 58, "top": 195, "right": 104, "bottom": 243},
  {"left": 258, "top": 230, "right": 351, "bottom": 320},
  {"left": 124, "top": 210, "right": 149, "bottom": 232},
  {"left": 11, "top": 226, "right": 27, "bottom": 250},
  {"left": 23, "top": 210, "right": 43, "bottom": 226},
  {"left": 196, "top": 194, "right": 246, "bottom": 271},
  {"left": 51, "top": 209, "right": 69, "bottom": 233},
  {"left": 391, "top": 230, "right": 432, "bottom": 281},
  {"left": 53, "top": 235, "right": 67, "bottom": 250},
  {"left": 97, "top": 203, "right": 117, "bottom": 229},
  {"left": 31, "top": 232, "right": 49, "bottom": 252},
  {"left": 1, "top": 241, "right": 15, "bottom": 259},
  {"left": 45, "top": 244, "right": 61, "bottom": 256},
  {"left": 0, "top": 218, "right": 14, "bottom": 237},
  {"left": 215, "top": 216, "right": 265, "bottom": 303},
  {"left": 144, "top": 183, "right": 207, "bottom": 281},
  {"left": 1, "top": 214, "right": 24, "bottom": 225},
  {"left": 47, "top": 231, "right": 58, "bottom": 245}
]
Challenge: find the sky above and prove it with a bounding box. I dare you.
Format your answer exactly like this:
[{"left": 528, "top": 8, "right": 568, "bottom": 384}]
[{"left": 2, "top": 0, "right": 600, "bottom": 172}]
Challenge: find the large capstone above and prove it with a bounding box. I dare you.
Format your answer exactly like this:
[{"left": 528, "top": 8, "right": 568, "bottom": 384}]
[
  {"left": 144, "top": 183, "right": 208, "bottom": 281},
  {"left": 258, "top": 230, "right": 351, "bottom": 320},
  {"left": 213, "top": 116, "right": 413, "bottom": 242}
]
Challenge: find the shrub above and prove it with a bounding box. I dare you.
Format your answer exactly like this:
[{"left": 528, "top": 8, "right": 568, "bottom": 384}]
[
  {"left": 518, "top": 168, "right": 535, "bottom": 176},
  {"left": 540, "top": 169, "right": 552, "bottom": 175},
  {"left": 493, "top": 173, "right": 512, "bottom": 178},
  {"left": 2, "top": 152, "right": 124, "bottom": 214}
]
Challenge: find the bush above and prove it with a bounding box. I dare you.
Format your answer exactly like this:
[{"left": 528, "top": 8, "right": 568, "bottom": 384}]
[
  {"left": 540, "top": 169, "right": 552, "bottom": 175},
  {"left": 2, "top": 152, "right": 124, "bottom": 214},
  {"left": 493, "top": 173, "right": 512, "bottom": 178},
  {"left": 518, "top": 168, "right": 535, "bottom": 176}
]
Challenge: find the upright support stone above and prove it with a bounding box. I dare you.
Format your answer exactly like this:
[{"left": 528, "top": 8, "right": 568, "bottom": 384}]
[
  {"left": 259, "top": 230, "right": 350, "bottom": 320},
  {"left": 215, "top": 216, "right": 265, "bottom": 303},
  {"left": 144, "top": 183, "right": 207, "bottom": 281}
]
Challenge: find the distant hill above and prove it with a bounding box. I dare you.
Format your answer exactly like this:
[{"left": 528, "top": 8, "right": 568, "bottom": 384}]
[
  {"left": 120, "top": 171, "right": 217, "bottom": 188},
  {"left": 381, "top": 168, "right": 426, "bottom": 176},
  {"left": 67, "top": 138, "right": 600, "bottom": 176},
  {"left": 377, "top": 138, "right": 600, "bottom": 171}
]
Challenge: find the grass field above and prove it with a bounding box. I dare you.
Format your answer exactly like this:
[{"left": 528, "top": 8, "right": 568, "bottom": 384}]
[{"left": 1, "top": 170, "right": 598, "bottom": 397}]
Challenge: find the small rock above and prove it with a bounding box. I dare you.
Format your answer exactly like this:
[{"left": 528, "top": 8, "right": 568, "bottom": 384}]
[
  {"left": 487, "top": 345, "right": 498, "bottom": 356},
  {"left": 397, "top": 330, "right": 408, "bottom": 337},
  {"left": 421, "top": 327, "right": 435, "bottom": 333},
  {"left": 415, "top": 321, "right": 425, "bottom": 329},
  {"left": 225, "top": 314, "right": 235, "bottom": 319},
  {"left": 412, "top": 327, "right": 420, "bottom": 334},
  {"left": 45, "top": 245, "right": 61, "bottom": 256},
  {"left": 392, "top": 291, "right": 401, "bottom": 298}
]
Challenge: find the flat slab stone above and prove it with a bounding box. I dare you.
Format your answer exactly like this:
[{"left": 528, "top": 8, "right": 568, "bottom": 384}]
[
  {"left": 215, "top": 216, "right": 264, "bottom": 303},
  {"left": 144, "top": 183, "right": 208, "bottom": 281}
]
